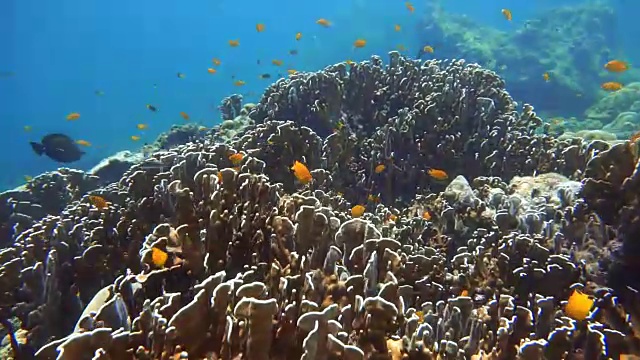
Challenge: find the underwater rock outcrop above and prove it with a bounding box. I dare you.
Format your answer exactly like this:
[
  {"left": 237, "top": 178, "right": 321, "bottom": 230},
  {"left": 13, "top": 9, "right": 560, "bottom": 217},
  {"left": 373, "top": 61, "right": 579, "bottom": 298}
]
[
  {"left": 418, "top": 1, "right": 619, "bottom": 116},
  {"left": 0, "top": 53, "right": 639, "bottom": 359}
]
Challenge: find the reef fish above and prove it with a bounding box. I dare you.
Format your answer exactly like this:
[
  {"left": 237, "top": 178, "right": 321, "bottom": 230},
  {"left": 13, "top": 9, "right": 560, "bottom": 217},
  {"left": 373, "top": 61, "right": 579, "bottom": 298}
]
[
  {"left": 601, "top": 81, "right": 623, "bottom": 91},
  {"left": 427, "top": 168, "right": 449, "bottom": 181},
  {"left": 353, "top": 39, "right": 367, "bottom": 48},
  {"left": 604, "top": 60, "right": 628, "bottom": 73},
  {"left": 374, "top": 164, "right": 385, "bottom": 173},
  {"left": 295, "top": 32, "right": 302, "bottom": 40},
  {"left": 256, "top": 23, "right": 265, "bottom": 32},
  {"left": 351, "top": 205, "right": 365, "bottom": 217},
  {"left": 229, "top": 153, "right": 244, "bottom": 165},
  {"left": 66, "top": 112, "right": 81, "bottom": 121},
  {"left": 88, "top": 195, "right": 108, "bottom": 209},
  {"left": 291, "top": 160, "right": 312, "bottom": 184},
  {"left": 501, "top": 8, "right": 512, "bottom": 21},
  {"left": 30, "top": 133, "right": 85, "bottom": 163},
  {"left": 316, "top": 18, "right": 331, "bottom": 27},
  {"left": 565, "top": 289, "right": 594, "bottom": 320}
]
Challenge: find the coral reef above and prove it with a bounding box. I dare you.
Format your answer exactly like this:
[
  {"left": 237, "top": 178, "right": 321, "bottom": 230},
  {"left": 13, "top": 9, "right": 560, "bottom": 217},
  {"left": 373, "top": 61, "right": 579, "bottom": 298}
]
[
  {"left": 1, "top": 54, "right": 639, "bottom": 360},
  {"left": 418, "top": 1, "right": 619, "bottom": 116}
]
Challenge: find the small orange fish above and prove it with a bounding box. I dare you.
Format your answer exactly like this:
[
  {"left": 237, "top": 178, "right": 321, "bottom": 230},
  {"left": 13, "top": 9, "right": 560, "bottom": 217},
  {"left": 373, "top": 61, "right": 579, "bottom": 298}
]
[
  {"left": 501, "top": 8, "right": 512, "bottom": 21},
  {"left": 207, "top": 68, "right": 217, "bottom": 74},
  {"left": 604, "top": 60, "right": 628, "bottom": 73},
  {"left": 287, "top": 69, "right": 297, "bottom": 75},
  {"left": 405, "top": 2, "right": 414, "bottom": 13},
  {"left": 367, "top": 194, "right": 380, "bottom": 203},
  {"left": 423, "top": 45, "right": 434, "bottom": 54},
  {"left": 88, "top": 195, "right": 108, "bottom": 209},
  {"left": 316, "top": 18, "right": 331, "bottom": 27},
  {"left": 24, "top": 175, "right": 33, "bottom": 182},
  {"left": 66, "top": 112, "right": 80, "bottom": 121},
  {"left": 427, "top": 168, "right": 449, "bottom": 181},
  {"left": 229, "top": 39, "right": 240, "bottom": 47},
  {"left": 565, "top": 289, "right": 594, "bottom": 321},
  {"left": 137, "top": 123, "right": 148, "bottom": 130},
  {"left": 75, "top": 140, "right": 91, "bottom": 147},
  {"left": 217, "top": 172, "right": 223, "bottom": 183},
  {"left": 396, "top": 44, "right": 406, "bottom": 51},
  {"left": 630, "top": 130, "right": 640, "bottom": 143},
  {"left": 256, "top": 23, "right": 265, "bottom": 32},
  {"left": 422, "top": 211, "right": 431, "bottom": 220},
  {"left": 601, "top": 81, "right": 623, "bottom": 91},
  {"left": 351, "top": 205, "right": 366, "bottom": 217},
  {"left": 212, "top": 58, "right": 221, "bottom": 66},
  {"left": 345, "top": 59, "right": 355, "bottom": 65},
  {"left": 460, "top": 289, "right": 469, "bottom": 297},
  {"left": 151, "top": 247, "right": 168, "bottom": 268},
  {"left": 353, "top": 39, "right": 367, "bottom": 48},
  {"left": 543, "top": 72, "right": 550, "bottom": 81},
  {"left": 131, "top": 135, "right": 141, "bottom": 141},
  {"left": 394, "top": 24, "right": 401, "bottom": 32},
  {"left": 180, "top": 112, "right": 190, "bottom": 120},
  {"left": 415, "top": 311, "right": 424, "bottom": 323},
  {"left": 234, "top": 80, "right": 246, "bottom": 86},
  {"left": 295, "top": 32, "right": 302, "bottom": 40},
  {"left": 229, "top": 153, "right": 244, "bottom": 165},
  {"left": 272, "top": 59, "right": 283, "bottom": 66},
  {"left": 291, "top": 160, "right": 312, "bottom": 184},
  {"left": 374, "top": 164, "right": 385, "bottom": 173},
  {"left": 388, "top": 214, "right": 397, "bottom": 222}
]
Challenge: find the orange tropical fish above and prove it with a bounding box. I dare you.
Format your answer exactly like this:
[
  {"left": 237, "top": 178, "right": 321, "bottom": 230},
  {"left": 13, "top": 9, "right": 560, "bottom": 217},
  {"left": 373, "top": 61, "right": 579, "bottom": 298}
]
[
  {"left": 180, "top": 112, "right": 190, "bottom": 120},
  {"left": 272, "top": 59, "right": 284, "bottom": 66},
  {"left": 353, "top": 39, "right": 366, "bottom": 48},
  {"left": 151, "top": 247, "right": 168, "bottom": 268},
  {"left": 66, "top": 112, "right": 80, "bottom": 121},
  {"left": 88, "top": 195, "right": 108, "bottom": 209},
  {"left": 601, "top": 81, "right": 623, "bottom": 91},
  {"left": 543, "top": 72, "right": 550, "bottom": 81},
  {"left": 501, "top": 8, "right": 512, "bottom": 21},
  {"left": 291, "top": 160, "right": 312, "bottom": 184},
  {"left": 234, "top": 80, "right": 246, "bottom": 86},
  {"left": 256, "top": 23, "right": 265, "bottom": 32},
  {"left": 604, "top": 60, "right": 628, "bottom": 73},
  {"left": 217, "top": 172, "right": 223, "bottom": 183},
  {"left": 396, "top": 44, "right": 406, "bottom": 51},
  {"left": 460, "top": 289, "right": 469, "bottom": 297},
  {"left": 137, "top": 123, "right": 148, "bottom": 130},
  {"left": 351, "top": 205, "right": 366, "bottom": 217},
  {"left": 405, "top": 2, "right": 414, "bottom": 13},
  {"left": 630, "top": 130, "right": 640, "bottom": 143},
  {"left": 388, "top": 214, "right": 397, "bottom": 222},
  {"left": 422, "top": 211, "right": 431, "bottom": 220},
  {"left": 316, "top": 18, "right": 331, "bottom": 27},
  {"left": 75, "top": 139, "right": 91, "bottom": 147},
  {"left": 374, "top": 164, "right": 385, "bottom": 173},
  {"left": 427, "top": 168, "right": 449, "bottom": 181},
  {"left": 423, "top": 45, "right": 434, "bottom": 54},
  {"left": 131, "top": 135, "right": 141, "bottom": 141},
  {"left": 207, "top": 68, "right": 217, "bottom": 74},
  {"left": 287, "top": 69, "right": 297, "bottom": 75},
  {"left": 212, "top": 58, "right": 221, "bottom": 66},
  {"left": 565, "top": 289, "right": 594, "bottom": 321},
  {"left": 367, "top": 194, "right": 380, "bottom": 203},
  {"left": 394, "top": 24, "right": 401, "bottom": 32},
  {"left": 345, "top": 59, "right": 355, "bottom": 65},
  {"left": 229, "top": 153, "right": 244, "bottom": 165},
  {"left": 295, "top": 32, "right": 302, "bottom": 40},
  {"left": 229, "top": 39, "right": 240, "bottom": 47}
]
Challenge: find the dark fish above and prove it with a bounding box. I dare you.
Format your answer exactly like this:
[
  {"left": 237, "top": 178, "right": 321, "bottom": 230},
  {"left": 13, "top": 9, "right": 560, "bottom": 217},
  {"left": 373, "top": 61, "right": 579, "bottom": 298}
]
[
  {"left": 259, "top": 73, "right": 271, "bottom": 79},
  {"left": 30, "top": 133, "right": 85, "bottom": 163},
  {"left": 177, "top": 72, "right": 185, "bottom": 79},
  {"left": 257, "top": 59, "right": 261, "bottom": 65},
  {"left": 289, "top": 49, "right": 298, "bottom": 55},
  {"left": 147, "top": 104, "right": 157, "bottom": 112}
]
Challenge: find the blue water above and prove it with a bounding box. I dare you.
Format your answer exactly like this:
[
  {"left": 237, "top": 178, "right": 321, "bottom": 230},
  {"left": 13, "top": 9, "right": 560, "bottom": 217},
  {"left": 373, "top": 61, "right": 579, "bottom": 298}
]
[{"left": 0, "top": 0, "right": 637, "bottom": 190}]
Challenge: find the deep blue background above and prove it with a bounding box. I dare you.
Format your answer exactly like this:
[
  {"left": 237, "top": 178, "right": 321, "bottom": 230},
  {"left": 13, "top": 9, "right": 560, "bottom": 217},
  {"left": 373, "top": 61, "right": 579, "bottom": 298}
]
[{"left": 0, "top": 0, "right": 637, "bottom": 190}]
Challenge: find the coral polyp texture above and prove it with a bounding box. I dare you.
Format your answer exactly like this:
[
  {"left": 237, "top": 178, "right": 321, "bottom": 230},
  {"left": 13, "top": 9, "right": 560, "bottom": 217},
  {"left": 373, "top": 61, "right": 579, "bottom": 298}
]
[{"left": 1, "top": 53, "right": 639, "bottom": 359}]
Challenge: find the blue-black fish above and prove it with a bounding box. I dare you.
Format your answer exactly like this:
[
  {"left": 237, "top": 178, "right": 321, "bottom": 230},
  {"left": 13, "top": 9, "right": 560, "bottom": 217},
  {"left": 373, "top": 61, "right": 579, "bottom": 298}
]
[{"left": 30, "top": 133, "right": 85, "bottom": 163}]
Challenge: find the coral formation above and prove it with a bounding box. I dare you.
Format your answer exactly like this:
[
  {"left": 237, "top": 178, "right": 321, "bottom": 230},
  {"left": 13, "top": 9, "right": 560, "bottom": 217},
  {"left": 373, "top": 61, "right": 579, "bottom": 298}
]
[
  {"left": 1, "top": 53, "right": 639, "bottom": 360},
  {"left": 418, "top": 1, "right": 619, "bottom": 116}
]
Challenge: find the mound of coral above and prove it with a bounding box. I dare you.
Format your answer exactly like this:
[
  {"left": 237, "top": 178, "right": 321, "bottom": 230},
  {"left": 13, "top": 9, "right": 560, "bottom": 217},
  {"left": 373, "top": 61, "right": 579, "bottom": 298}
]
[{"left": 1, "top": 53, "right": 639, "bottom": 360}]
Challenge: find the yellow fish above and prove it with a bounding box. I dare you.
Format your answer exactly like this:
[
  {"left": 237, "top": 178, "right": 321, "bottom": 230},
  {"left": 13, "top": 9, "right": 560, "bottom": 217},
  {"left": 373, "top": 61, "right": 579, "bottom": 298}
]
[
  {"left": 75, "top": 140, "right": 92, "bottom": 147},
  {"left": 565, "top": 289, "right": 594, "bottom": 321}
]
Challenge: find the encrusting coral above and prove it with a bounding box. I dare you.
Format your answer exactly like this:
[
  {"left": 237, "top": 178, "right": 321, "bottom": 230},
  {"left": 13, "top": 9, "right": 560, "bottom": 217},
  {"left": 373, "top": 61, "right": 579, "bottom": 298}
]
[{"left": 0, "top": 53, "right": 638, "bottom": 360}]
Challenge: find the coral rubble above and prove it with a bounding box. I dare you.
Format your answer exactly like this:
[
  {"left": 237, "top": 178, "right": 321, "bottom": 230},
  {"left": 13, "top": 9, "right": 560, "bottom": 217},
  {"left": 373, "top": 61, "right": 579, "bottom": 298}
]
[{"left": 1, "top": 53, "right": 639, "bottom": 360}]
